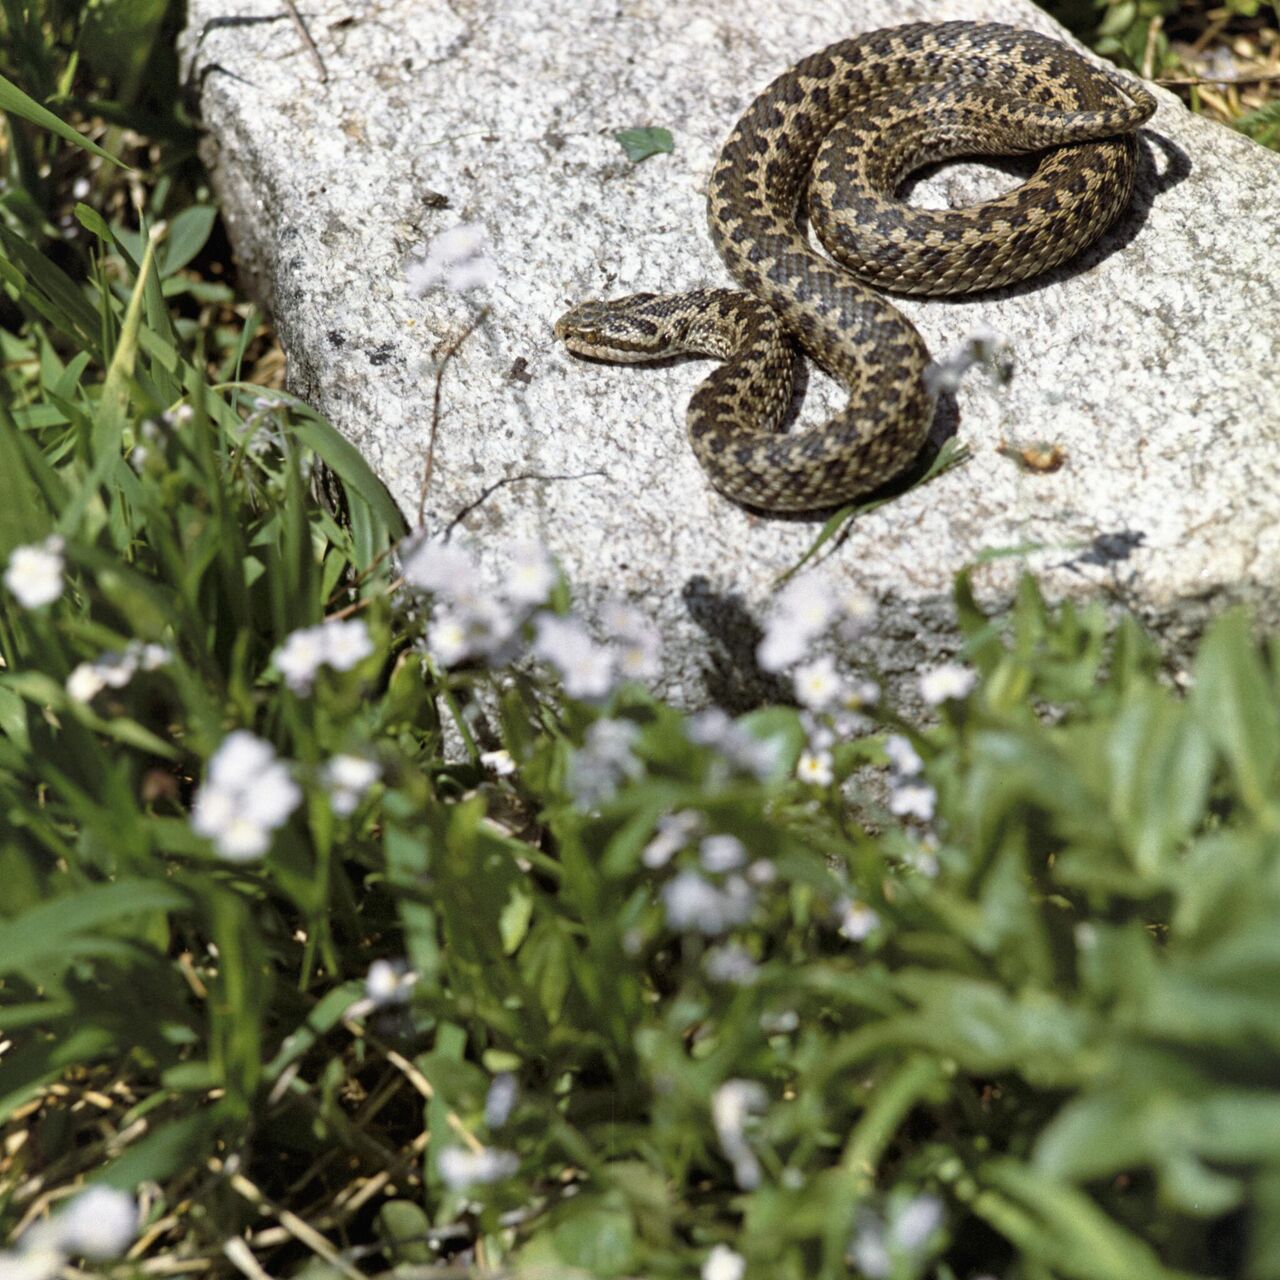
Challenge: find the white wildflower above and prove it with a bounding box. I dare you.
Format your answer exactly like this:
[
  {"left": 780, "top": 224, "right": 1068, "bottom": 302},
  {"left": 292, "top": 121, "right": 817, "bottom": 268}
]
[
  {"left": 847, "top": 678, "right": 880, "bottom": 709},
  {"left": 687, "top": 710, "right": 784, "bottom": 781},
  {"left": 324, "top": 618, "right": 374, "bottom": 671},
  {"left": 662, "top": 871, "right": 754, "bottom": 935},
  {"left": 602, "top": 601, "right": 662, "bottom": 680},
  {"left": 5, "top": 537, "right": 64, "bottom": 608},
  {"left": 480, "top": 748, "right": 517, "bottom": 777},
  {"left": 746, "top": 858, "right": 777, "bottom": 885},
  {"left": 437, "top": 1145, "right": 519, "bottom": 1191},
  {"left": 66, "top": 663, "right": 108, "bottom": 703},
  {"left": 849, "top": 1210, "right": 891, "bottom": 1279},
  {"left": 797, "top": 749, "right": 834, "bottom": 786},
  {"left": 533, "top": 613, "right": 614, "bottom": 699},
  {"left": 903, "top": 845, "right": 940, "bottom": 878},
  {"left": 699, "top": 834, "right": 747, "bottom": 873},
  {"left": 687, "top": 708, "right": 733, "bottom": 747},
  {"left": 503, "top": 540, "right": 556, "bottom": 605},
  {"left": 757, "top": 574, "right": 863, "bottom": 672},
  {"left": 207, "top": 730, "right": 277, "bottom": 791},
  {"left": 53, "top": 1186, "right": 138, "bottom": 1259},
  {"left": 756, "top": 622, "right": 809, "bottom": 674},
  {"left": 615, "top": 628, "right": 661, "bottom": 680},
  {"left": 401, "top": 537, "right": 478, "bottom": 600},
  {"left": 407, "top": 223, "right": 497, "bottom": 294},
  {"left": 561, "top": 643, "right": 615, "bottom": 699},
  {"left": 427, "top": 611, "right": 471, "bottom": 666},
  {"left": 65, "top": 641, "right": 170, "bottom": 703},
  {"left": 642, "top": 810, "right": 701, "bottom": 869},
  {"left": 192, "top": 732, "right": 300, "bottom": 861},
  {"left": 240, "top": 760, "right": 304, "bottom": 830},
  {"left": 884, "top": 734, "right": 923, "bottom": 776},
  {"left": 566, "top": 718, "right": 641, "bottom": 806},
  {"left": 137, "top": 643, "right": 169, "bottom": 670},
  {"left": 838, "top": 899, "right": 880, "bottom": 942},
  {"left": 275, "top": 618, "right": 373, "bottom": 690},
  {"left": 702, "top": 1244, "right": 746, "bottom": 1280},
  {"left": 485, "top": 1073, "right": 518, "bottom": 1128},
  {"left": 704, "top": 944, "right": 759, "bottom": 985},
  {"left": 775, "top": 576, "right": 835, "bottom": 635},
  {"left": 0, "top": 1248, "right": 61, "bottom": 1280},
  {"left": 760, "top": 1009, "right": 799, "bottom": 1035},
  {"left": 890, "top": 1194, "right": 944, "bottom": 1252},
  {"left": 366, "top": 958, "right": 413, "bottom": 1006},
  {"left": 793, "top": 654, "right": 844, "bottom": 710},
  {"left": 323, "top": 753, "right": 381, "bottom": 816},
  {"left": 840, "top": 586, "right": 876, "bottom": 628},
  {"left": 275, "top": 627, "right": 329, "bottom": 691},
  {"left": 804, "top": 718, "right": 836, "bottom": 751},
  {"left": 889, "top": 781, "right": 937, "bottom": 823},
  {"left": 919, "top": 662, "right": 976, "bottom": 706},
  {"left": 712, "top": 1079, "right": 768, "bottom": 1190}
]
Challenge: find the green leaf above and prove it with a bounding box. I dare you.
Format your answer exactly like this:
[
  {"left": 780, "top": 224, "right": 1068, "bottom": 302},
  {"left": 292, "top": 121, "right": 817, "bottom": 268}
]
[
  {"left": 552, "top": 1195, "right": 636, "bottom": 1275},
  {"left": 159, "top": 205, "right": 218, "bottom": 277},
  {"left": 0, "top": 71, "right": 124, "bottom": 166},
  {"left": 0, "top": 880, "right": 186, "bottom": 976},
  {"left": 613, "top": 127, "right": 674, "bottom": 162},
  {"left": 377, "top": 1200, "right": 433, "bottom": 1264},
  {"left": 1192, "top": 609, "right": 1280, "bottom": 812},
  {"left": 1105, "top": 689, "right": 1211, "bottom": 875}
]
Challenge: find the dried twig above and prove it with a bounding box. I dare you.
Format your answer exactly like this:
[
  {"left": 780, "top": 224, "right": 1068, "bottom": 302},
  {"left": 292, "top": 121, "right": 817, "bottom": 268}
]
[
  {"left": 419, "top": 308, "right": 490, "bottom": 527},
  {"left": 282, "top": 0, "right": 328, "bottom": 81}
]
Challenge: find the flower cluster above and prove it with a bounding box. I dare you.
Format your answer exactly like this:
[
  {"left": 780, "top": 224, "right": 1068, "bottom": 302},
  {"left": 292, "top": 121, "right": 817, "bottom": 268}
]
[
  {"left": 702, "top": 1244, "right": 746, "bottom": 1280},
  {"left": 67, "top": 641, "right": 169, "bottom": 703},
  {"left": 1, "top": 1186, "right": 138, "bottom": 1279},
  {"left": 191, "top": 731, "right": 301, "bottom": 860},
  {"left": 686, "top": 709, "right": 784, "bottom": 781},
  {"left": 661, "top": 869, "right": 755, "bottom": 935},
  {"left": 848, "top": 1194, "right": 946, "bottom": 1279},
  {"left": 4, "top": 536, "right": 65, "bottom": 609},
  {"left": 566, "top": 718, "right": 643, "bottom": 805},
  {"left": 753, "top": 576, "right": 881, "bottom": 786},
  {"left": 323, "top": 753, "right": 381, "bottom": 816},
  {"left": 756, "top": 576, "right": 873, "bottom": 675},
  {"left": 712, "top": 1079, "right": 768, "bottom": 1190},
  {"left": 532, "top": 613, "right": 614, "bottom": 699},
  {"left": 403, "top": 534, "right": 660, "bottom": 703},
  {"left": 919, "top": 661, "right": 976, "bottom": 707},
  {"left": 274, "top": 618, "right": 375, "bottom": 693},
  {"left": 437, "top": 1145, "right": 520, "bottom": 1192},
  {"left": 884, "top": 730, "right": 936, "bottom": 824}
]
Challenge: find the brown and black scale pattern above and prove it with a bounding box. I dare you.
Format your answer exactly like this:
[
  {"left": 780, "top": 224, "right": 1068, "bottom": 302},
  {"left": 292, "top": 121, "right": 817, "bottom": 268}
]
[{"left": 556, "top": 22, "right": 1156, "bottom": 511}]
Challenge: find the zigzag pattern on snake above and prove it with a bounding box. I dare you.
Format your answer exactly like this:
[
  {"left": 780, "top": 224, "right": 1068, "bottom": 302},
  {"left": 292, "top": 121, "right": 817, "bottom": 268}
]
[{"left": 555, "top": 21, "right": 1156, "bottom": 512}]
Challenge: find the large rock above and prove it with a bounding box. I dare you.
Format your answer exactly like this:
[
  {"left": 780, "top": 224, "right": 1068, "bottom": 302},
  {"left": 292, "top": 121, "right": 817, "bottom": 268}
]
[{"left": 180, "top": 0, "right": 1280, "bottom": 710}]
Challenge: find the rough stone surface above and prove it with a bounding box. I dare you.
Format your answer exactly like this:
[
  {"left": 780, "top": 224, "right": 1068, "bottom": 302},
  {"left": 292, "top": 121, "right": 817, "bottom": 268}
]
[{"left": 180, "top": 0, "right": 1280, "bottom": 710}]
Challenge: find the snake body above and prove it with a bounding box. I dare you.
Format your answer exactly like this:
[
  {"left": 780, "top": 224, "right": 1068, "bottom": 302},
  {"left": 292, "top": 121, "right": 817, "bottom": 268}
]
[{"left": 555, "top": 22, "right": 1156, "bottom": 511}]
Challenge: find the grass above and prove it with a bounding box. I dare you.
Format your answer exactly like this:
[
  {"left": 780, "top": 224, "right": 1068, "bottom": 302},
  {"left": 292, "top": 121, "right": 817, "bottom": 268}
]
[{"left": 2, "top": 2, "right": 1280, "bottom": 1278}]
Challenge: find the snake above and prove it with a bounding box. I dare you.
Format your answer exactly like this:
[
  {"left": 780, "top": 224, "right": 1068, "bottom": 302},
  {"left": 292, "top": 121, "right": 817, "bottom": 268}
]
[{"left": 554, "top": 21, "right": 1156, "bottom": 512}]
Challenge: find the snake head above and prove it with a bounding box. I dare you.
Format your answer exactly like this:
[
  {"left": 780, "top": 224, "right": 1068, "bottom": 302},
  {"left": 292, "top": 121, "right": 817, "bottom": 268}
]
[{"left": 553, "top": 293, "right": 672, "bottom": 361}]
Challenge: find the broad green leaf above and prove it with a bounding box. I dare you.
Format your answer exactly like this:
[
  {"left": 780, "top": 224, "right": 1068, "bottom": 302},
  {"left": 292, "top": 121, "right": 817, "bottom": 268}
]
[
  {"left": 0, "top": 880, "right": 186, "bottom": 975},
  {"left": 158, "top": 205, "right": 218, "bottom": 276},
  {"left": 613, "top": 127, "right": 673, "bottom": 162},
  {"left": 1105, "top": 689, "right": 1211, "bottom": 875},
  {"left": 1192, "top": 610, "right": 1280, "bottom": 812}
]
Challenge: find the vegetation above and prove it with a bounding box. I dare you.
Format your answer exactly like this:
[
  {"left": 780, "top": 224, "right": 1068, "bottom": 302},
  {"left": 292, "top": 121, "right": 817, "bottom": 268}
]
[{"left": 2, "top": 2, "right": 1279, "bottom": 1278}]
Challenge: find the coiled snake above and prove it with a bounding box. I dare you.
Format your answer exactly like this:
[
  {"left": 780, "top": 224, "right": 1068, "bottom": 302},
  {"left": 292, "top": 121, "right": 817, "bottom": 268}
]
[{"left": 554, "top": 21, "right": 1156, "bottom": 511}]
